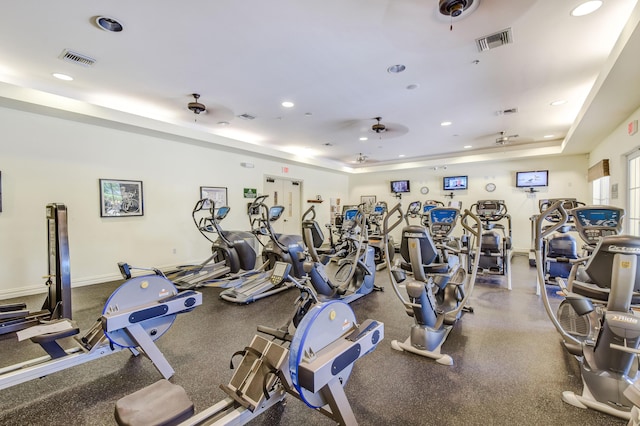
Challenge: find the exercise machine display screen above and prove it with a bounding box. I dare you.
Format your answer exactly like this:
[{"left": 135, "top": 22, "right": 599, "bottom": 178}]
[
  {"left": 216, "top": 206, "right": 230, "bottom": 220},
  {"left": 270, "top": 261, "right": 292, "bottom": 285},
  {"left": 573, "top": 208, "right": 623, "bottom": 244},
  {"left": 423, "top": 205, "right": 437, "bottom": 214},
  {"left": 373, "top": 205, "right": 384, "bottom": 215},
  {"left": 430, "top": 209, "right": 458, "bottom": 224},
  {"left": 574, "top": 209, "right": 621, "bottom": 228},
  {"left": 344, "top": 209, "right": 358, "bottom": 221},
  {"left": 269, "top": 206, "right": 284, "bottom": 221}
]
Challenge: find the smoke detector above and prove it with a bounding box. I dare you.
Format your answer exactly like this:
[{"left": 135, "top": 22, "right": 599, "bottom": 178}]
[{"left": 188, "top": 93, "right": 206, "bottom": 115}]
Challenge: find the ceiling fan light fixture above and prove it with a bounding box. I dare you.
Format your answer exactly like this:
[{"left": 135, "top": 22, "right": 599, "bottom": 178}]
[
  {"left": 188, "top": 93, "right": 206, "bottom": 114},
  {"left": 439, "top": 0, "right": 474, "bottom": 17}
]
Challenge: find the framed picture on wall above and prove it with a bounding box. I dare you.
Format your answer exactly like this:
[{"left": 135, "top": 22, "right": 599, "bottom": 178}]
[
  {"left": 99, "top": 179, "right": 144, "bottom": 217},
  {"left": 360, "top": 195, "right": 376, "bottom": 213},
  {"left": 200, "top": 186, "right": 227, "bottom": 209}
]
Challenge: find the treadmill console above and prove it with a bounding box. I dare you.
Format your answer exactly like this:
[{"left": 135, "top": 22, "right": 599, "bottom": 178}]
[
  {"left": 270, "top": 261, "right": 292, "bottom": 286},
  {"left": 571, "top": 206, "right": 624, "bottom": 245}
]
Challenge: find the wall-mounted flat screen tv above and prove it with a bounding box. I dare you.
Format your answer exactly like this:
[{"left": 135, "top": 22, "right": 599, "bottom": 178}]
[
  {"left": 443, "top": 176, "right": 468, "bottom": 191},
  {"left": 390, "top": 180, "right": 410, "bottom": 193},
  {"left": 516, "top": 170, "right": 549, "bottom": 188}
]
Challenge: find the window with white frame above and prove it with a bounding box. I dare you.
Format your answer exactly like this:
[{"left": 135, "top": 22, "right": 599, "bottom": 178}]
[
  {"left": 628, "top": 150, "right": 640, "bottom": 236},
  {"left": 592, "top": 176, "right": 610, "bottom": 205}
]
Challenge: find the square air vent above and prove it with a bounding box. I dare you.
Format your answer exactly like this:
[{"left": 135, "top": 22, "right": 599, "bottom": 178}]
[
  {"left": 58, "top": 49, "right": 96, "bottom": 67},
  {"left": 476, "top": 28, "right": 512, "bottom": 52},
  {"left": 237, "top": 113, "right": 256, "bottom": 120}
]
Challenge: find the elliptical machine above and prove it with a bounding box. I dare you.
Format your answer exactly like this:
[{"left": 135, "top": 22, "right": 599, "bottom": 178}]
[
  {"left": 167, "top": 200, "right": 259, "bottom": 289},
  {"left": 367, "top": 202, "right": 394, "bottom": 271},
  {"left": 536, "top": 200, "right": 640, "bottom": 421},
  {"left": 383, "top": 203, "right": 482, "bottom": 365},
  {"left": 218, "top": 195, "right": 306, "bottom": 304},
  {"left": 533, "top": 199, "right": 584, "bottom": 294},
  {"left": 468, "top": 199, "right": 512, "bottom": 290},
  {"left": 300, "top": 205, "right": 379, "bottom": 303}
]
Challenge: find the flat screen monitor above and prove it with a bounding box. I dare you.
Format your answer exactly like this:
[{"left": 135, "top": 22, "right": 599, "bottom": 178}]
[
  {"left": 516, "top": 170, "right": 548, "bottom": 188},
  {"left": 443, "top": 176, "right": 468, "bottom": 191},
  {"left": 390, "top": 180, "right": 410, "bottom": 193}
]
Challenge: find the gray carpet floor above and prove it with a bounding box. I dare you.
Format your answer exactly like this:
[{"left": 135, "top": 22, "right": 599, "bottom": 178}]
[{"left": 0, "top": 254, "right": 626, "bottom": 425}]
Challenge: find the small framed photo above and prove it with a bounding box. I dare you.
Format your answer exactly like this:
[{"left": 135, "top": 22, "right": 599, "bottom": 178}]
[
  {"left": 360, "top": 195, "right": 376, "bottom": 213},
  {"left": 200, "top": 186, "right": 228, "bottom": 209},
  {"left": 99, "top": 179, "right": 143, "bottom": 217}
]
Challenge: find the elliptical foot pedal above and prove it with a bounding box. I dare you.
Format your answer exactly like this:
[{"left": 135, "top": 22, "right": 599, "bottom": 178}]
[{"left": 114, "top": 379, "right": 194, "bottom": 426}]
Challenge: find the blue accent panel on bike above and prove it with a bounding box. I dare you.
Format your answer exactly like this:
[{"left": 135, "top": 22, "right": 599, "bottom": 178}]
[
  {"left": 128, "top": 305, "right": 169, "bottom": 324},
  {"left": 331, "top": 344, "right": 360, "bottom": 376}
]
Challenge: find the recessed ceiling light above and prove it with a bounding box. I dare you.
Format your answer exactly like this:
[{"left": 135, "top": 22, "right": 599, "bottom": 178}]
[
  {"left": 52, "top": 73, "right": 73, "bottom": 81},
  {"left": 441, "top": 121, "right": 452, "bottom": 126},
  {"left": 387, "top": 64, "right": 406, "bottom": 74},
  {"left": 217, "top": 121, "right": 230, "bottom": 126},
  {"left": 399, "top": 154, "right": 405, "bottom": 158},
  {"left": 281, "top": 101, "right": 294, "bottom": 108},
  {"left": 464, "top": 145, "right": 472, "bottom": 149},
  {"left": 304, "top": 112, "right": 312, "bottom": 116},
  {"left": 359, "top": 137, "right": 368, "bottom": 141},
  {"left": 543, "top": 134, "right": 555, "bottom": 138},
  {"left": 406, "top": 84, "right": 420, "bottom": 90},
  {"left": 550, "top": 99, "right": 567, "bottom": 106},
  {"left": 95, "top": 16, "right": 124, "bottom": 32},
  {"left": 571, "top": 1, "right": 603, "bottom": 17}
]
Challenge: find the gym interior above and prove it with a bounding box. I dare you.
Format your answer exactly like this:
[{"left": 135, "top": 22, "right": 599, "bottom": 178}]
[{"left": 2, "top": 2, "right": 640, "bottom": 426}]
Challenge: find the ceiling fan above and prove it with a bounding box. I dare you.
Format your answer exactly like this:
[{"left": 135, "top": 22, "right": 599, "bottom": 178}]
[
  {"left": 367, "top": 117, "right": 409, "bottom": 139},
  {"left": 355, "top": 153, "right": 368, "bottom": 164},
  {"left": 371, "top": 117, "right": 387, "bottom": 134},
  {"left": 495, "top": 131, "right": 519, "bottom": 145},
  {"left": 187, "top": 93, "right": 206, "bottom": 115}
]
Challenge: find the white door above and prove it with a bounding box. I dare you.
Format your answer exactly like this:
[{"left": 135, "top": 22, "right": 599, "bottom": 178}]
[{"left": 263, "top": 176, "right": 302, "bottom": 236}]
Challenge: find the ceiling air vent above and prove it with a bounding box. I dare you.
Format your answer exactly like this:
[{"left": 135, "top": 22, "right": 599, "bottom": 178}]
[
  {"left": 237, "top": 113, "right": 256, "bottom": 120},
  {"left": 496, "top": 107, "right": 518, "bottom": 116},
  {"left": 476, "top": 28, "right": 512, "bottom": 52},
  {"left": 58, "top": 49, "right": 96, "bottom": 67}
]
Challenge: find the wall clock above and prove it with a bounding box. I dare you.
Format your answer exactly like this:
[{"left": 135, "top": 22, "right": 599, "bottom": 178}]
[
  {"left": 485, "top": 183, "right": 496, "bottom": 192},
  {"left": 420, "top": 186, "right": 429, "bottom": 195}
]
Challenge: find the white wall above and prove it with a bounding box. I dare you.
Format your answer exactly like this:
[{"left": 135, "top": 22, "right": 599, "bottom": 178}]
[
  {"left": 0, "top": 106, "right": 349, "bottom": 297},
  {"left": 348, "top": 155, "right": 590, "bottom": 252},
  {"left": 588, "top": 104, "right": 640, "bottom": 221}
]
